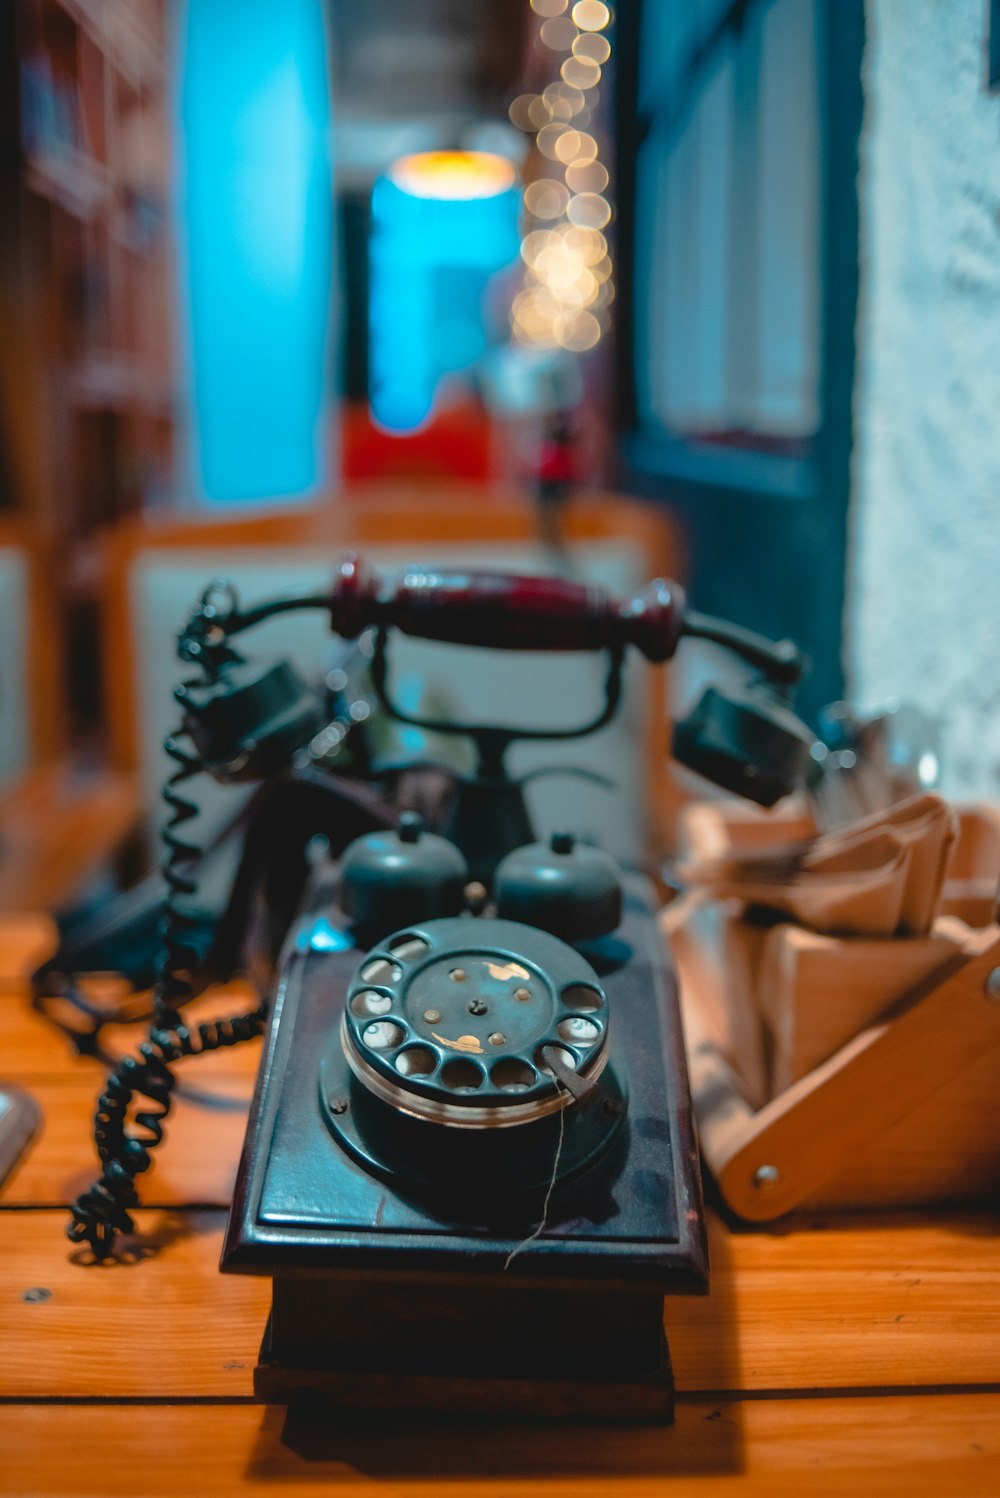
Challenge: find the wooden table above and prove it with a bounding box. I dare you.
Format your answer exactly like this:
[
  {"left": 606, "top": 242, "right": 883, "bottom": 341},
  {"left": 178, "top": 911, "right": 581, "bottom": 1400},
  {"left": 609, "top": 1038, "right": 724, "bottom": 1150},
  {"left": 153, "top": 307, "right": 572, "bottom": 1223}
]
[{"left": 1, "top": 916, "right": 998, "bottom": 1496}]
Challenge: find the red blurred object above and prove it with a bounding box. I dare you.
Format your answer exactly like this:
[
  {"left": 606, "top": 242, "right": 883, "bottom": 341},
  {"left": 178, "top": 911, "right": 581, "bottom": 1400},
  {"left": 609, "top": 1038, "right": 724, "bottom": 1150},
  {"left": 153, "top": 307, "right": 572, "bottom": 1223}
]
[
  {"left": 342, "top": 401, "right": 494, "bottom": 481},
  {"left": 536, "top": 434, "right": 579, "bottom": 487}
]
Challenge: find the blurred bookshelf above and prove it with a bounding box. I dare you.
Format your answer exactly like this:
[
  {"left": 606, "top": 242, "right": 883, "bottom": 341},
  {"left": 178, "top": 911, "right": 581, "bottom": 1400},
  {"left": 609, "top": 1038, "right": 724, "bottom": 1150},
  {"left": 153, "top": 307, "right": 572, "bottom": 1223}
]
[{"left": 0, "top": 0, "right": 175, "bottom": 743}]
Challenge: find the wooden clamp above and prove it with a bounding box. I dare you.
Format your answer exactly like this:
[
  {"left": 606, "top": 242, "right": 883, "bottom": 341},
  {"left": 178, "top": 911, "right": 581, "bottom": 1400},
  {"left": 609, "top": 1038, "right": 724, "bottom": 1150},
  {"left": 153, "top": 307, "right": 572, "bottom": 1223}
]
[{"left": 666, "top": 902, "right": 1000, "bottom": 1221}]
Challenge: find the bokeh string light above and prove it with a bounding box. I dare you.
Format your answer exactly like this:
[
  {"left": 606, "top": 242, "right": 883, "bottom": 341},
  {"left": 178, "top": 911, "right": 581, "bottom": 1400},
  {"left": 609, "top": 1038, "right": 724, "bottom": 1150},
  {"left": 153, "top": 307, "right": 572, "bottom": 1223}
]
[{"left": 509, "top": 0, "right": 613, "bottom": 352}]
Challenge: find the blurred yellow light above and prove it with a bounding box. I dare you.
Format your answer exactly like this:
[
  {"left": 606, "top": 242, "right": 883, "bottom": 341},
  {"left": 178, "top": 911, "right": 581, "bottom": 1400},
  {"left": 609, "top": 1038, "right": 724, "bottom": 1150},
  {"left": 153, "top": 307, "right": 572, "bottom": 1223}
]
[
  {"left": 514, "top": 322, "right": 558, "bottom": 350},
  {"left": 564, "top": 225, "right": 608, "bottom": 262},
  {"left": 529, "top": 284, "right": 564, "bottom": 318},
  {"left": 516, "top": 0, "right": 613, "bottom": 353},
  {"left": 545, "top": 82, "right": 586, "bottom": 117},
  {"left": 553, "top": 129, "right": 585, "bottom": 164},
  {"left": 534, "top": 249, "right": 569, "bottom": 281},
  {"left": 528, "top": 94, "right": 555, "bottom": 128},
  {"left": 572, "top": 32, "right": 611, "bottom": 64},
  {"left": 524, "top": 178, "right": 571, "bottom": 219},
  {"left": 536, "top": 123, "right": 569, "bottom": 160},
  {"left": 565, "top": 158, "right": 609, "bottom": 193},
  {"left": 565, "top": 130, "right": 598, "bottom": 164},
  {"left": 389, "top": 150, "right": 517, "bottom": 201},
  {"left": 520, "top": 229, "right": 554, "bottom": 265},
  {"left": 512, "top": 290, "right": 546, "bottom": 330},
  {"left": 508, "top": 94, "right": 538, "bottom": 131},
  {"left": 567, "top": 191, "right": 611, "bottom": 228},
  {"left": 554, "top": 308, "right": 602, "bottom": 350},
  {"left": 561, "top": 55, "right": 602, "bottom": 89},
  {"left": 513, "top": 284, "right": 562, "bottom": 346},
  {"left": 572, "top": 1, "right": 611, "bottom": 31},
  {"left": 550, "top": 268, "right": 597, "bottom": 307},
  {"left": 541, "top": 86, "right": 574, "bottom": 121},
  {"left": 540, "top": 16, "right": 576, "bottom": 49}
]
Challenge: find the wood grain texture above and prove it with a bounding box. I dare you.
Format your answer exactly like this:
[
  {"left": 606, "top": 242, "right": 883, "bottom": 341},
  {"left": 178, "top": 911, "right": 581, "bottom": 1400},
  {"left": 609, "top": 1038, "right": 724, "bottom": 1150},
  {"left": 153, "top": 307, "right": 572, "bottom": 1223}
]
[
  {"left": 0, "top": 521, "right": 66, "bottom": 765},
  {"left": 807, "top": 1040, "right": 1000, "bottom": 1209},
  {"left": 757, "top": 921, "right": 965, "bottom": 1093},
  {"left": 0, "top": 765, "right": 141, "bottom": 912},
  {"left": 2, "top": 917, "right": 999, "bottom": 1493},
  {"left": 0, "top": 912, "right": 57, "bottom": 984},
  {"left": 1, "top": 1396, "right": 998, "bottom": 1498},
  {"left": 674, "top": 901, "right": 1000, "bottom": 1216},
  {"left": 0, "top": 977, "right": 259, "bottom": 1206},
  {"left": 2, "top": 1210, "right": 997, "bottom": 1400},
  {"left": 714, "top": 926, "right": 1000, "bottom": 1218},
  {"left": 0, "top": 1074, "right": 251, "bottom": 1206},
  {"left": 2, "top": 977, "right": 262, "bottom": 1078},
  {"left": 0, "top": 1211, "right": 268, "bottom": 1399}
]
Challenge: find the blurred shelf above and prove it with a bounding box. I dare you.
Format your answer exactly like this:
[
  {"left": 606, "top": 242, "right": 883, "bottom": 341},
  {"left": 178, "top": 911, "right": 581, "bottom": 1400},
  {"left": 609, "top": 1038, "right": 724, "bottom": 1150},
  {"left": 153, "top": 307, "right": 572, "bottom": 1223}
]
[
  {"left": 3, "top": 0, "right": 175, "bottom": 752},
  {"left": 65, "top": 355, "right": 173, "bottom": 413},
  {"left": 24, "top": 146, "right": 112, "bottom": 219},
  {"left": 55, "top": 0, "right": 164, "bottom": 87},
  {"left": 0, "top": 761, "right": 142, "bottom": 913}
]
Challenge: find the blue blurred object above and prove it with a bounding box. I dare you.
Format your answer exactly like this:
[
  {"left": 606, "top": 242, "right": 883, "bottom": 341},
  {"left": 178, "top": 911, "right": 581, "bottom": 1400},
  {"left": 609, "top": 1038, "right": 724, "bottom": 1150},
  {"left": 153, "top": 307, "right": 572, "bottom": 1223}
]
[
  {"left": 177, "top": 0, "right": 334, "bottom": 503},
  {"left": 369, "top": 151, "right": 521, "bottom": 433}
]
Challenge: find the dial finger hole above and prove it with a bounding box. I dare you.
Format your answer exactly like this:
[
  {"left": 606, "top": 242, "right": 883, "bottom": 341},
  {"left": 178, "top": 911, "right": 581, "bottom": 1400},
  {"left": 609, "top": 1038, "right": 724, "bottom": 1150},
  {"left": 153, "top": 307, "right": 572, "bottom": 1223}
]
[
  {"left": 388, "top": 934, "right": 429, "bottom": 961},
  {"left": 560, "top": 983, "right": 604, "bottom": 1012},
  {"left": 394, "top": 1045, "right": 437, "bottom": 1077},
  {"left": 558, "top": 1016, "right": 600, "bottom": 1046},
  {"left": 491, "top": 1058, "right": 536, "bottom": 1093},
  {"left": 362, "top": 1020, "right": 404, "bottom": 1050},
  {"left": 360, "top": 958, "right": 402, "bottom": 985},
  {"left": 440, "top": 1058, "right": 485, "bottom": 1092},
  {"left": 351, "top": 990, "right": 393, "bottom": 1018}
]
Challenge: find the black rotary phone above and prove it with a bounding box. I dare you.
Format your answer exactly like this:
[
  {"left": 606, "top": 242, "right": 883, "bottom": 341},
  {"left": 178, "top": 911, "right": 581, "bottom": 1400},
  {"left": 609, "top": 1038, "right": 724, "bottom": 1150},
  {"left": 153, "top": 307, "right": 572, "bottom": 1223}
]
[{"left": 67, "top": 554, "right": 814, "bottom": 1422}]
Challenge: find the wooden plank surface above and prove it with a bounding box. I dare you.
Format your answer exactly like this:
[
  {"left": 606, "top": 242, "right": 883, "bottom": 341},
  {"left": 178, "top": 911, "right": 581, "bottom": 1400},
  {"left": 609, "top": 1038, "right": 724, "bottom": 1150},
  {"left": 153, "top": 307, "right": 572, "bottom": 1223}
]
[
  {"left": 3, "top": 920, "right": 999, "bottom": 1495},
  {"left": 1, "top": 976, "right": 259, "bottom": 1206},
  {"left": 3, "top": 1210, "right": 997, "bottom": 1400},
  {"left": 1, "top": 977, "right": 261, "bottom": 1078},
  {"left": 2, "top": 1396, "right": 998, "bottom": 1498},
  {"left": 0, "top": 765, "right": 141, "bottom": 912},
  {"left": 1, "top": 1073, "right": 252, "bottom": 1206}
]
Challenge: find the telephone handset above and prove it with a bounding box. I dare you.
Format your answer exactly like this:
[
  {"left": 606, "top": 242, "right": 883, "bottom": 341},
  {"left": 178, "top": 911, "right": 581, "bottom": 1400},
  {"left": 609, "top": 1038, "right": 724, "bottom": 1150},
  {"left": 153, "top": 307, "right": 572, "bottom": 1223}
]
[{"left": 68, "top": 554, "right": 814, "bottom": 1421}]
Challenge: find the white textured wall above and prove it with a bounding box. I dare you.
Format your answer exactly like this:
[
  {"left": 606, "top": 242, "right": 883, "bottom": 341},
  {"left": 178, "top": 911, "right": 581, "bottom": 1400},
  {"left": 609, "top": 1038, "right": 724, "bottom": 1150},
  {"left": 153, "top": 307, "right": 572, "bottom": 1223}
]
[{"left": 850, "top": 0, "right": 1000, "bottom": 798}]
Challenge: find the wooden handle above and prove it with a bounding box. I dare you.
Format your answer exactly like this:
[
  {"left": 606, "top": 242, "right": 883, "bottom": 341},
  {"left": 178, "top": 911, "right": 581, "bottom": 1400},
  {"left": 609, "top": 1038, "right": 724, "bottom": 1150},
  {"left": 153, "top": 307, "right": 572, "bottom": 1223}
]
[{"left": 327, "top": 554, "right": 687, "bottom": 661}]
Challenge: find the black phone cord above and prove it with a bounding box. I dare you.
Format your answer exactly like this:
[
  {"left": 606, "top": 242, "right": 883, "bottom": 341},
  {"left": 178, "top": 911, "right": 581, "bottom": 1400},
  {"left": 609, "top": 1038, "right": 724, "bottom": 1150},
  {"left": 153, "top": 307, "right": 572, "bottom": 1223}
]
[
  {"left": 66, "top": 1003, "right": 266, "bottom": 1257},
  {"left": 154, "top": 730, "right": 210, "bottom": 1029},
  {"left": 68, "top": 699, "right": 264, "bottom": 1259}
]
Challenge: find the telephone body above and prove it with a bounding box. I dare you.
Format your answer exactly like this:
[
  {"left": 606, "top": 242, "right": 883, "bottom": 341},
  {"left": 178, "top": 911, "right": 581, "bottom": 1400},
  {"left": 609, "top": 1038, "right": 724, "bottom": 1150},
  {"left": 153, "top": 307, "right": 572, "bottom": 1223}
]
[{"left": 69, "top": 555, "right": 814, "bottom": 1423}]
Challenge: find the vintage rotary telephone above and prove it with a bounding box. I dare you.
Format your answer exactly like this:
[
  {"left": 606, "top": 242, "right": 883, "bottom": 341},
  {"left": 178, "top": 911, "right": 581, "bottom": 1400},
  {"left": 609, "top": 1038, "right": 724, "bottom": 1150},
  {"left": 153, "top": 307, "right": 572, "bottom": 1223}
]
[{"left": 68, "top": 554, "right": 812, "bottom": 1421}]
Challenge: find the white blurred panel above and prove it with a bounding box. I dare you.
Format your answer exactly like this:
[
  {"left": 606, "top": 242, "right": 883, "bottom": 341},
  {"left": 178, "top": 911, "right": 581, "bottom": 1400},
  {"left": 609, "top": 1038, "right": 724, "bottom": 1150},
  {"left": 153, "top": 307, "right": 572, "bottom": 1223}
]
[
  {"left": 131, "top": 540, "right": 652, "bottom": 863},
  {"left": 0, "top": 549, "right": 30, "bottom": 788},
  {"left": 725, "top": 0, "right": 764, "bottom": 431},
  {"left": 757, "top": 0, "right": 821, "bottom": 434},
  {"left": 691, "top": 39, "right": 733, "bottom": 428},
  {"left": 662, "top": 106, "right": 701, "bottom": 428}
]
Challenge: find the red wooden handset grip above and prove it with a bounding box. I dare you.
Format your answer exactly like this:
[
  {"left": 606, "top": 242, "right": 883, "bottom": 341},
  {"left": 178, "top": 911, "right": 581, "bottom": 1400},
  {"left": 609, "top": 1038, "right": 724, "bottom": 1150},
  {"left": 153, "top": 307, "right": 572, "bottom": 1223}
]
[{"left": 328, "top": 554, "right": 687, "bottom": 663}]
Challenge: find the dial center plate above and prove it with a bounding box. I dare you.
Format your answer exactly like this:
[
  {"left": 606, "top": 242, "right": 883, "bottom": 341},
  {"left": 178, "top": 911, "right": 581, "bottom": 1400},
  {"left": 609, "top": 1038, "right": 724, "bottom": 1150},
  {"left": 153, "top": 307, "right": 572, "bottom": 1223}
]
[{"left": 340, "top": 916, "right": 609, "bottom": 1124}]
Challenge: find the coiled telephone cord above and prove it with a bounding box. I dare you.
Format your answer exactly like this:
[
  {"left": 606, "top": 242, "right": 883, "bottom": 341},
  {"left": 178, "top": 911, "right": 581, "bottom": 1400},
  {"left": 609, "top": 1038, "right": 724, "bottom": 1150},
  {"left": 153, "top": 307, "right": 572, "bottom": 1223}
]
[
  {"left": 67, "top": 709, "right": 265, "bottom": 1259},
  {"left": 155, "top": 730, "right": 210, "bottom": 1028},
  {"left": 66, "top": 1004, "right": 266, "bottom": 1257}
]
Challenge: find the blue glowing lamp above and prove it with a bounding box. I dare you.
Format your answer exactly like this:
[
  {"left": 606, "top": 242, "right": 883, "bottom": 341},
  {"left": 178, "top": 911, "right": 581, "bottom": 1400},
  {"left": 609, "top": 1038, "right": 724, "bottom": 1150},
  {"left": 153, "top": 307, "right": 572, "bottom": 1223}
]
[
  {"left": 369, "top": 151, "right": 521, "bottom": 433},
  {"left": 178, "top": 0, "right": 334, "bottom": 503}
]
